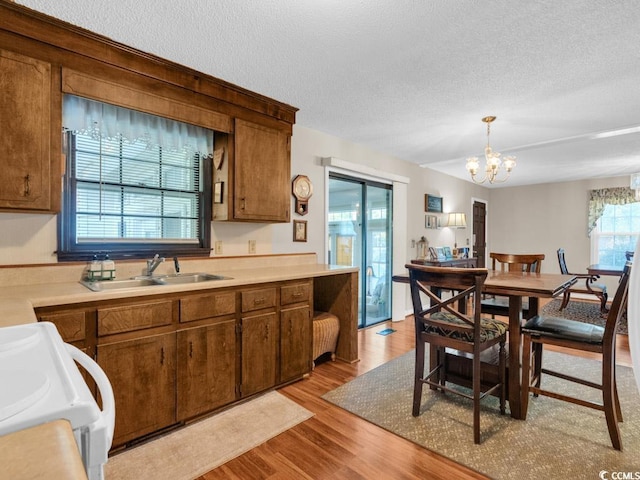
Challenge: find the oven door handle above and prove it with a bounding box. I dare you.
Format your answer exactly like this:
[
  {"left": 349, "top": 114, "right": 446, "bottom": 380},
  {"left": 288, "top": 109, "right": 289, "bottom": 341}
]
[{"left": 65, "top": 343, "right": 116, "bottom": 447}]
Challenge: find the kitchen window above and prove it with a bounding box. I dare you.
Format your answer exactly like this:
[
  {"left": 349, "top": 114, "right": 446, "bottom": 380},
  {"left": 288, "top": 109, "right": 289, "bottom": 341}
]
[
  {"left": 591, "top": 202, "right": 639, "bottom": 265},
  {"left": 589, "top": 187, "right": 639, "bottom": 266},
  {"left": 58, "top": 95, "right": 212, "bottom": 261}
]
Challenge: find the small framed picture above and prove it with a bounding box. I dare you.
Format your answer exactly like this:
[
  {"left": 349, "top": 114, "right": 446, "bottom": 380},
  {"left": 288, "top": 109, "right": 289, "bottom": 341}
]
[
  {"left": 429, "top": 247, "right": 438, "bottom": 260},
  {"left": 293, "top": 219, "right": 307, "bottom": 242},
  {"left": 425, "top": 194, "right": 443, "bottom": 213},
  {"left": 425, "top": 214, "right": 438, "bottom": 229},
  {"left": 442, "top": 246, "right": 452, "bottom": 259}
]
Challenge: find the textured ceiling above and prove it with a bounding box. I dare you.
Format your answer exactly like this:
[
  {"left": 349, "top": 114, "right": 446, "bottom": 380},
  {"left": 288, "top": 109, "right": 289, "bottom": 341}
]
[{"left": 15, "top": 0, "right": 640, "bottom": 188}]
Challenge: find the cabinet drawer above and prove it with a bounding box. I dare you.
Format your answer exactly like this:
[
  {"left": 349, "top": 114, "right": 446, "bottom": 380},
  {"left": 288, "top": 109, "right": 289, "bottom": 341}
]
[
  {"left": 241, "top": 288, "right": 276, "bottom": 312},
  {"left": 180, "top": 291, "right": 236, "bottom": 323},
  {"left": 281, "top": 282, "right": 311, "bottom": 306},
  {"left": 38, "top": 311, "right": 86, "bottom": 343},
  {"left": 97, "top": 300, "right": 174, "bottom": 336}
]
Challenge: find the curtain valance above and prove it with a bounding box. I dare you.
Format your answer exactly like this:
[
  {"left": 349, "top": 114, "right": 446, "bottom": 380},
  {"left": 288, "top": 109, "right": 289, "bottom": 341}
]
[
  {"left": 587, "top": 187, "right": 637, "bottom": 236},
  {"left": 62, "top": 95, "right": 213, "bottom": 156}
]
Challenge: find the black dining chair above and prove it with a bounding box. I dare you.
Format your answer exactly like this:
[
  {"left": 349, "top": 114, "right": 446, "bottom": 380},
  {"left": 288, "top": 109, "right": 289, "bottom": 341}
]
[
  {"left": 520, "top": 261, "right": 631, "bottom": 450},
  {"left": 557, "top": 248, "right": 608, "bottom": 313},
  {"left": 407, "top": 264, "right": 507, "bottom": 444}
]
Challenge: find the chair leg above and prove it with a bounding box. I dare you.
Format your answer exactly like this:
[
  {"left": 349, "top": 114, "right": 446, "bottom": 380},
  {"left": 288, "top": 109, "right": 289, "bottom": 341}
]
[
  {"left": 521, "top": 334, "right": 532, "bottom": 420},
  {"left": 473, "top": 348, "right": 481, "bottom": 444},
  {"left": 559, "top": 291, "right": 570, "bottom": 310},
  {"left": 613, "top": 374, "right": 623, "bottom": 422},
  {"left": 599, "top": 291, "right": 609, "bottom": 313},
  {"left": 602, "top": 354, "right": 622, "bottom": 450},
  {"left": 413, "top": 340, "right": 426, "bottom": 417},
  {"left": 499, "top": 339, "right": 506, "bottom": 415},
  {"left": 532, "top": 342, "right": 543, "bottom": 395}
]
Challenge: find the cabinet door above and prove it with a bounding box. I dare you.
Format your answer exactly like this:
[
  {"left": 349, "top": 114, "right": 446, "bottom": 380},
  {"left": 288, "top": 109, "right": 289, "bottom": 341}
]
[
  {"left": 241, "top": 312, "right": 278, "bottom": 397},
  {"left": 280, "top": 305, "right": 312, "bottom": 382},
  {"left": 176, "top": 320, "right": 237, "bottom": 420},
  {"left": 97, "top": 333, "right": 176, "bottom": 447},
  {"left": 0, "top": 49, "right": 56, "bottom": 211},
  {"left": 234, "top": 119, "right": 290, "bottom": 222}
]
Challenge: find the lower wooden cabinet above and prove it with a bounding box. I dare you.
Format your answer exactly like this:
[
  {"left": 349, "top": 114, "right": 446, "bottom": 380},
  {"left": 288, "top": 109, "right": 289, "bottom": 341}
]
[
  {"left": 241, "top": 311, "right": 279, "bottom": 397},
  {"left": 97, "top": 333, "right": 176, "bottom": 447},
  {"left": 177, "top": 320, "right": 237, "bottom": 420},
  {"left": 35, "top": 278, "right": 320, "bottom": 448},
  {"left": 280, "top": 305, "right": 311, "bottom": 383}
]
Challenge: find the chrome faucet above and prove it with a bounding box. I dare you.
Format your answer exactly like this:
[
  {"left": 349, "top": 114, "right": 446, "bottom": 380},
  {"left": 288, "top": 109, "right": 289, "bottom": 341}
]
[{"left": 146, "top": 254, "right": 165, "bottom": 276}]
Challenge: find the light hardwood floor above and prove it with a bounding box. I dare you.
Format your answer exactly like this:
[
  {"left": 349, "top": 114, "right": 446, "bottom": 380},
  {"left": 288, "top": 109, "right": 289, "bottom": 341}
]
[{"left": 199, "top": 306, "right": 631, "bottom": 480}]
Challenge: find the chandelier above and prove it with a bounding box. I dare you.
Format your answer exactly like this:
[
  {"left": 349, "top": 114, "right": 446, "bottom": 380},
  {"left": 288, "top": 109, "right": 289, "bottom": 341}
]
[{"left": 465, "top": 116, "right": 516, "bottom": 184}]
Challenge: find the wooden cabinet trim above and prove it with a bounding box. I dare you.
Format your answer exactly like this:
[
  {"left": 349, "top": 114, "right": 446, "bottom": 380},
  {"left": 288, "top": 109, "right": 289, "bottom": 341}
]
[
  {"left": 62, "top": 68, "right": 233, "bottom": 133},
  {"left": 0, "top": 3, "right": 297, "bottom": 126}
]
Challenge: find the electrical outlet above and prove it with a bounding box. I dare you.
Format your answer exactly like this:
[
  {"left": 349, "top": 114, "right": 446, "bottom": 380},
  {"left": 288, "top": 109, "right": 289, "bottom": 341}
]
[
  {"left": 248, "top": 239, "right": 256, "bottom": 254},
  {"left": 215, "top": 241, "right": 223, "bottom": 255}
]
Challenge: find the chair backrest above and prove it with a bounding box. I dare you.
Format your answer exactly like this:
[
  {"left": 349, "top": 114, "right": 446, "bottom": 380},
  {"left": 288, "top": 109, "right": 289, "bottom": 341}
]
[
  {"left": 406, "top": 264, "right": 488, "bottom": 349},
  {"left": 557, "top": 248, "right": 569, "bottom": 275},
  {"left": 603, "top": 261, "right": 632, "bottom": 348},
  {"left": 490, "top": 252, "right": 544, "bottom": 273}
]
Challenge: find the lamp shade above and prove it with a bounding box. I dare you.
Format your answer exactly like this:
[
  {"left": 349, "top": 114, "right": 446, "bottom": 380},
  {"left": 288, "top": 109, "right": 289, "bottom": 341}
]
[{"left": 446, "top": 212, "right": 467, "bottom": 228}]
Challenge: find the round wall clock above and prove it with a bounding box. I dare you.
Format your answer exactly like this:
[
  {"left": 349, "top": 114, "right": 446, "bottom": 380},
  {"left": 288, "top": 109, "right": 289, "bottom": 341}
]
[{"left": 292, "top": 174, "right": 313, "bottom": 216}]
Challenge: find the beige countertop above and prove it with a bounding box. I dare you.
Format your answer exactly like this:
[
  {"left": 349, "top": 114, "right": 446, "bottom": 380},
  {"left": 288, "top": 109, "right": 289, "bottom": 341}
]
[
  {"left": 0, "top": 419, "right": 88, "bottom": 480},
  {"left": 0, "top": 261, "right": 358, "bottom": 328}
]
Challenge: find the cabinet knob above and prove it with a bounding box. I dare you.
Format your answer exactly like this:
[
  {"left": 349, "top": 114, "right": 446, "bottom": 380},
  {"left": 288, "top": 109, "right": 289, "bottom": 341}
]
[{"left": 160, "top": 346, "right": 165, "bottom": 365}]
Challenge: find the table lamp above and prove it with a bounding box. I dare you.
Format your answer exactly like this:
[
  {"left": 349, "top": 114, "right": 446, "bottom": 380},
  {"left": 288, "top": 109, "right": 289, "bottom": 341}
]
[{"left": 446, "top": 212, "right": 467, "bottom": 253}]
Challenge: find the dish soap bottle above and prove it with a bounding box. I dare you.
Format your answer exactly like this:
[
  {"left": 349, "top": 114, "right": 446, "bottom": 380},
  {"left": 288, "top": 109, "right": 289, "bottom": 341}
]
[
  {"left": 101, "top": 254, "right": 115, "bottom": 280},
  {"left": 89, "top": 255, "right": 102, "bottom": 280}
]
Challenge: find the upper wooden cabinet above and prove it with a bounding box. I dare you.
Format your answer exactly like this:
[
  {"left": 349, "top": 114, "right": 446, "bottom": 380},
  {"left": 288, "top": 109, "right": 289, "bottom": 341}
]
[
  {"left": 0, "top": 49, "right": 60, "bottom": 212},
  {"left": 0, "top": 2, "right": 296, "bottom": 217},
  {"left": 213, "top": 119, "right": 291, "bottom": 223},
  {"left": 233, "top": 119, "right": 291, "bottom": 222}
]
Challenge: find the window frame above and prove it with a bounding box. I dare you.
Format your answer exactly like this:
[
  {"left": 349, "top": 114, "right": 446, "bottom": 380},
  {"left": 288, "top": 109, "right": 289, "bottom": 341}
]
[
  {"left": 57, "top": 131, "right": 211, "bottom": 262},
  {"left": 590, "top": 201, "right": 639, "bottom": 266}
]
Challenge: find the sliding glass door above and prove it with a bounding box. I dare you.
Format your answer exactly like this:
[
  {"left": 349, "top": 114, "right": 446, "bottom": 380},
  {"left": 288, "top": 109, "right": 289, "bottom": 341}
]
[{"left": 327, "top": 173, "right": 392, "bottom": 328}]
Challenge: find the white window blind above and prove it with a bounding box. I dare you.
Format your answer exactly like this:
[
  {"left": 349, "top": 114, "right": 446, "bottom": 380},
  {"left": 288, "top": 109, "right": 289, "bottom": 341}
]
[{"left": 592, "top": 202, "right": 640, "bottom": 265}]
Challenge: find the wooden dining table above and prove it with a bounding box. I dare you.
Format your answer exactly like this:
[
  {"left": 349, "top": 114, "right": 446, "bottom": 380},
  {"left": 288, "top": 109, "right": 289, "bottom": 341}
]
[
  {"left": 587, "top": 263, "right": 625, "bottom": 277},
  {"left": 393, "top": 269, "right": 576, "bottom": 420}
]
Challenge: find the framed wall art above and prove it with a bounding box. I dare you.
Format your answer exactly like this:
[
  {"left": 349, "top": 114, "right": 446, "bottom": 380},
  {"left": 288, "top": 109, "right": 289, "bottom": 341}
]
[
  {"left": 425, "top": 214, "right": 438, "bottom": 229},
  {"left": 293, "top": 219, "right": 307, "bottom": 242},
  {"left": 425, "top": 194, "right": 443, "bottom": 213}
]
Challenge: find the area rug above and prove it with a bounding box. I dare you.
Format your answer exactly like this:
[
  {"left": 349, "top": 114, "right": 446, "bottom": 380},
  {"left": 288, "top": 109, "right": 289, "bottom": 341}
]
[
  {"left": 540, "top": 298, "right": 628, "bottom": 335},
  {"left": 323, "top": 351, "right": 640, "bottom": 480},
  {"left": 105, "top": 391, "right": 314, "bottom": 480}
]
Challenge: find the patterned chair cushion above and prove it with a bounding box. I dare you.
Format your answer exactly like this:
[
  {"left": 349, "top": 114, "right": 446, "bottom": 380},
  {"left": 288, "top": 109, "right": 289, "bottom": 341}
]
[{"left": 425, "top": 311, "right": 508, "bottom": 343}]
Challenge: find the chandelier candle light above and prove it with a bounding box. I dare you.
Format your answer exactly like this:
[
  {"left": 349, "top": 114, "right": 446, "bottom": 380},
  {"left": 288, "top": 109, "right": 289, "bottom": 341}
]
[{"left": 466, "top": 116, "right": 516, "bottom": 184}]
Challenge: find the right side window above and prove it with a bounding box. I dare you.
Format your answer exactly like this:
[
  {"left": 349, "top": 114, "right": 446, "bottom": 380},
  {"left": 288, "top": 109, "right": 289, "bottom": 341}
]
[{"left": 591, "top": 202, "right": 640, "bottom": 265}]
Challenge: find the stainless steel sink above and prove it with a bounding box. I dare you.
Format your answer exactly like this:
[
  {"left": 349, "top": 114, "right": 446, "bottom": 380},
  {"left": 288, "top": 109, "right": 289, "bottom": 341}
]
[
  {"left": 154, "top": 273, "right": 229, "bottom": 285},
  {"left": 80, "top": 278, "right": 159, "bottom": 292},
  {"left": 80, "top": 272, "right": 230, "bottom": 291}
]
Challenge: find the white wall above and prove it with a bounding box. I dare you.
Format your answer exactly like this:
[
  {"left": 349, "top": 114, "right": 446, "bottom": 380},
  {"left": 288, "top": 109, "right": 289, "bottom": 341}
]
[{"left": 488, "top": 175, "right": 629, "bottom": 292}]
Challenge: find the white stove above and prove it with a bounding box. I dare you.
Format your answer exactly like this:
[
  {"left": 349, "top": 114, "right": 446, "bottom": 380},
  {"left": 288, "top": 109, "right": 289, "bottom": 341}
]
[{"left": 0, "top": 322, "right": 114, "bottom": 480}]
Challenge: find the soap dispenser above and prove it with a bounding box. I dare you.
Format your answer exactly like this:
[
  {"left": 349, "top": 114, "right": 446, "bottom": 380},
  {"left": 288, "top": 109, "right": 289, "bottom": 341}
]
[{"left": 101, "top": 254, "right": 115, "bottom": 280}]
